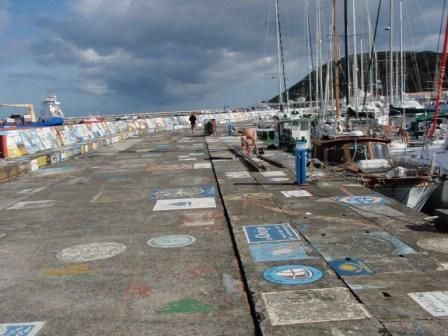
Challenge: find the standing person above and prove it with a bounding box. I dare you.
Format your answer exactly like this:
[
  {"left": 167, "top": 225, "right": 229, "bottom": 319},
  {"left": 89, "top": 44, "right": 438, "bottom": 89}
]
[
  {"left": 240, "top": 127, "right": 258, "bottom": 155},
  {"left": 189, "top": 113, "right": 197, "bottom": 134}
]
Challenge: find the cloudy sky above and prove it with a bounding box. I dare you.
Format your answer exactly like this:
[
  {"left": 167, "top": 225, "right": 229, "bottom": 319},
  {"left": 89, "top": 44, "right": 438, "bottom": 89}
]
[{"left": 0, "top": 0, "right": 445, "bottom": 117}]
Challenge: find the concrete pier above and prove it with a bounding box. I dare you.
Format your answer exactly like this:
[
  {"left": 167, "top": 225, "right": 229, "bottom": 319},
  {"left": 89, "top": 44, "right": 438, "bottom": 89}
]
[{"left": 1, "top": 125, "right": 448, "bottom": 335}]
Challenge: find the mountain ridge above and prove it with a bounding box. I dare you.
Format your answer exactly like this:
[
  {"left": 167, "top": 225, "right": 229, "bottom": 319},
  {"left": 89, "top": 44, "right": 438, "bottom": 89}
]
[{"left": 270, "top": 51, "right": 445, "bottom": 103}]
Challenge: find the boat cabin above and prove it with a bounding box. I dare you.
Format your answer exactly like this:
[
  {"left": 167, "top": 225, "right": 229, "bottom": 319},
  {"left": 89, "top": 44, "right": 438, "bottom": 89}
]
[{"left": 312, "top": 135, "right": 391, "bottom": 173}]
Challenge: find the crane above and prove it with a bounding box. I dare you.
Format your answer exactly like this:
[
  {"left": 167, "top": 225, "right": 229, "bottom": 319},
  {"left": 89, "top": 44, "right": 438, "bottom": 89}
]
[{"left": 0, "top": 104, "right": 37, "bottom": 122}]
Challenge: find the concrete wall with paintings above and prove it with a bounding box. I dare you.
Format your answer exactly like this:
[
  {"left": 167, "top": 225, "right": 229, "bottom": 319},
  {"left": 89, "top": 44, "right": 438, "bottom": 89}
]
[{"left": 0, "top": 110, "right": 277, "bottom": 159}]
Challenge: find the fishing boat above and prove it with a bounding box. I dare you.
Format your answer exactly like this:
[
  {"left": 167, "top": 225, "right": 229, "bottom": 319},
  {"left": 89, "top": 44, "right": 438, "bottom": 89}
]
[
  {"left": 79, "top": 116, "right": 105, "bottom": 124},
  {"left": 312, "top": 130, "right": 437, "bottom": 208}
]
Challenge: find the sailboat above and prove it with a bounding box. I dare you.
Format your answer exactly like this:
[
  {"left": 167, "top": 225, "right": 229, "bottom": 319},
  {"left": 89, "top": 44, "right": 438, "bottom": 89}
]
[
  {"left": 311, "top": 0, "right": 439, "bottom": 214},
  {"left": 257, "top": 0, "right": 312, "bottom": 150},
  {"left": 390, "top": 12, "right": 448, "bottom": 228}
]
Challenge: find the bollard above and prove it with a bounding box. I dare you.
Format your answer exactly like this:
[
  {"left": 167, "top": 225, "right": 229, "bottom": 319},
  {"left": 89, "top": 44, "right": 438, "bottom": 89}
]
[{"left": 295, "top": 140, "right": 308, "bottom": 185}]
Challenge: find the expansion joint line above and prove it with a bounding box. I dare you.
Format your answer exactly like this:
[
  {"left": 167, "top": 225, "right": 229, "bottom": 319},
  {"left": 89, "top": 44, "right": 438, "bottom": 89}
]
[{"left": 204, "top": 137, "right": 263, "bottom": 336}]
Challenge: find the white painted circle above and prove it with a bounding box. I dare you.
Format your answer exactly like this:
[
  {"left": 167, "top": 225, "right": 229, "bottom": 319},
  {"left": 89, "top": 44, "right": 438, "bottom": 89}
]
[
  {"left": 417, "top": 238, "right": 448, "bottom": 254},
  {"left": 147, "top": 235, "right": 196, "bottom": 248},
  {"left": 57, "top": 242, "right": 127, "bottom": 262}
]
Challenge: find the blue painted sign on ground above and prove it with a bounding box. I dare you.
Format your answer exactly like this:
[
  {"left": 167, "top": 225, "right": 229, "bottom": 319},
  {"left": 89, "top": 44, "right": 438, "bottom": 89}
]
[
  {"left": 151, "top": 185, "right": 215, "bottom": 199},
  {"left": 263, "top": 265, "right": 323, "bottom": 285},
  {"left": 337, "top": 195, "right": 385, "bottom": 206},
  {"left": 329, "top": 258, "right": 374, "bottom": 276},
  {"left": 0, "top": 322, "right": 45, "bottom": 336},
  {"left": 249, "top": 242, "right": 317, "bottom": 262},
  {"left": 243, "top": 223, "right": 301, "bottom": 244}
]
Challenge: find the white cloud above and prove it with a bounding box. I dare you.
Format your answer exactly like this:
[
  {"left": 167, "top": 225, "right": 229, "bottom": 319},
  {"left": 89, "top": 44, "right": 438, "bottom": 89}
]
[
  {"left": 78, "top": 48, "right": 134, "bottom": 65},
  {"left": 81, "top": 80, "right": 110, "bottom": 95}
]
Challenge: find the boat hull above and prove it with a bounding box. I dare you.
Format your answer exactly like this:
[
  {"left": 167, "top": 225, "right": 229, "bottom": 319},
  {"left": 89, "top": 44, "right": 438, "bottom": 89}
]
[{"left": 0, "top": 117, "right": 64, "bottom": 129}]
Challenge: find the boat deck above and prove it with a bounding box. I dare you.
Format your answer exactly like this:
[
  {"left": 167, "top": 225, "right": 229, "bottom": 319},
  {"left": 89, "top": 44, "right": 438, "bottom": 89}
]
[{"left": 1, "top": 125, "right": 448, "bottom": 335}]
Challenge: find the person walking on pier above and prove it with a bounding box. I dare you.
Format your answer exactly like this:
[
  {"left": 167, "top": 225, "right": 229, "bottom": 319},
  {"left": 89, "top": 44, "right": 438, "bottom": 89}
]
[{"left": 189, "top": 113, "right": 197, "bottom": 134}]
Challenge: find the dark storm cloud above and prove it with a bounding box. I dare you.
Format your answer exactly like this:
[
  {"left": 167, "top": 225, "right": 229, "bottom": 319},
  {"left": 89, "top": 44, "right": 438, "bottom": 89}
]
[
  {"left": 28, "top": 0, "right": 445, "bottom": 106},
  {"left": 8, "top": 72, "right": 58, "bottom": 81}
]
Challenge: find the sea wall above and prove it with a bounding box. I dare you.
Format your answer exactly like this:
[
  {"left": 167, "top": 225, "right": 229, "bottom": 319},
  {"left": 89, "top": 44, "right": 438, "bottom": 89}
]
[{"left": 0, "top": 110, "right": 276, "bottom": 161}]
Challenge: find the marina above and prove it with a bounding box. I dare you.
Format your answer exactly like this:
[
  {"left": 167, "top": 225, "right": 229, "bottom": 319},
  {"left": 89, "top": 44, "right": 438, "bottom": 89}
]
[
  {"left": 0, "top": 120, "right": 447, "bottom": 335},
  {"left": 1, "top": 0, "right": 448, "bottom": 335}
]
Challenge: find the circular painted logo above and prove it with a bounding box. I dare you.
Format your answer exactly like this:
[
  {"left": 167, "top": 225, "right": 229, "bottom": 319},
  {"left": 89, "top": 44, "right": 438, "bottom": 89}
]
[
  {"left": 147, "top": 235, "right": 196, "bottom": 248},
  {"left": 57, "top": 242, "right": 127, "bottom": 262},
  {"left": 338, "top": 196, "right": 384, "bottom": 206},
  {"left": 417, "top": 238, "right": 448, "bottom": 254},
  {"left": 263, "top": 265, "right": 323, "bottom": 285}
]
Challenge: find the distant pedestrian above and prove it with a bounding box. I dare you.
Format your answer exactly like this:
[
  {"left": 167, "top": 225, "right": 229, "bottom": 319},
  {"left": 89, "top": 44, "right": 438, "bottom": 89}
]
[{"left": 189, "top": 113, "right": 197, "bottom": 134}]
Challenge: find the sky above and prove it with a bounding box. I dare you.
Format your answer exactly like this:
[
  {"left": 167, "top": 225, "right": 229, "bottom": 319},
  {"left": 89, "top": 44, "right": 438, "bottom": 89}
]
[{"left": 0, "top": 0, "right": 446, "bottom": 117}]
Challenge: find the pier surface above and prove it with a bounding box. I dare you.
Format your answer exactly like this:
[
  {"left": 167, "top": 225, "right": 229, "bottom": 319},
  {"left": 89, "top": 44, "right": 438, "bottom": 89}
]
[{"left": 1, "top": 126, "right": 448, "bottom": 335}]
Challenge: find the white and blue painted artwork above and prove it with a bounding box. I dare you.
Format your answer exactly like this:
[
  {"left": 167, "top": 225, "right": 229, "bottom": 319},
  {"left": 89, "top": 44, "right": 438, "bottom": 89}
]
[
  {"left": 244, "top": 223, "right": 301, "bottom": 244},
  {"left": 147, "top": 235, "right": 196, "bottom": 248},
  {"left": 329, "top": 258, "right": 374, "bottom": 276},
  {"left": 151, "top": 185, "right": 215, "bottom": 199},
  {"left": 408, "top": 291, "right": 448, "bottom": 317},
  {"left": 249, "top": 242, "right": 316, "bottom": 262},
  {"left": 281, "top": 190, "right": 312, "bottom": 198},
  {"left": 337, "top": 195, "right": 385, "bottom": 206},
  {"left": 263, "top": 265, "right": 323, "bottom": 285},
  {"left": 0, "top": 322, "right": 45, "bottom": 336},
  {"left": 153, "top": 197, "right": 216, "bottom": 211}
]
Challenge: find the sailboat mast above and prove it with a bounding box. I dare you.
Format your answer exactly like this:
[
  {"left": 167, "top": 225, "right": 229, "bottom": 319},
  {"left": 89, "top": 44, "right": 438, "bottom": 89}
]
[
  {"left": 274, "top": 0, "right": 284, "bottom": 111},
  {"left": 399, "top": 0, "right": 404, "bottom": 103},
  {"left": 389, "top": 0, "right": 394, "bottom": 104},
  {"left": 361, "top": 39, "right": 364, "bottom": 95},
  {"left": 352, "top": 0, "right": 358, "bottom": 109},
  {"left": 429, "top": 15, "right": 448, "bottom": 138},
  {"left": 333, "top": 0, "right": 341, "bottom": 119},
  {"left": 315, "top": 0, "right": 320, "bottom": 112},
  {"left": 344, "top": 0, "right": 350, "bottom": 106},
  {"left": 306, "top": 1, "right": 313, "bottom": 107},
  {"left": 365, "top": 0, "right": 374, "bottom": 97},
  {"left": 318, "top": 0, "right": 324, "bottom": 115}
]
